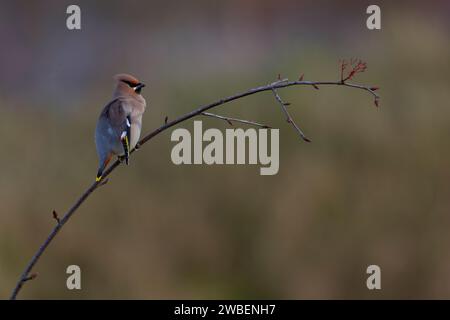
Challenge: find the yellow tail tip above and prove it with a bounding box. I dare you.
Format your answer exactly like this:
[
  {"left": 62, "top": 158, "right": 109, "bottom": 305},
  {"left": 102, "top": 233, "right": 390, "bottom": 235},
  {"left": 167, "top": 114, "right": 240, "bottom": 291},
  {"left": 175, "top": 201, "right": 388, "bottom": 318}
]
[{"left": 96, "top": 176, "right": 102, "bottom": 182}]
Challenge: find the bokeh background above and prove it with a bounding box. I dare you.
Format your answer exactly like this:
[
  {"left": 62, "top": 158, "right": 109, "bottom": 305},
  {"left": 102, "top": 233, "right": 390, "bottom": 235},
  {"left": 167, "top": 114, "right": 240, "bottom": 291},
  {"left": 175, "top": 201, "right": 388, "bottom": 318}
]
[{"left": 1, "top": 0, "right": 450, "bottom": 299}]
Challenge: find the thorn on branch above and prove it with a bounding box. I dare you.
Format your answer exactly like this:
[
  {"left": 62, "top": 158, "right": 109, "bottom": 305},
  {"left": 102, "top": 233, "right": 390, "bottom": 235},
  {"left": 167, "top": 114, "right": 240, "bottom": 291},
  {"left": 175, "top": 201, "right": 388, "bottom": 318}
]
[
  {"left": 164, "top": 116, "right": 168, "bottom": 125},
  {"left": 277, "top": 73, "right": 281, "bottom": 80},
  {"left": 312, "top": 84, "right": 320, "bottom": 90},
  {"left": 24, "top": 273, "right": 38, "bottom": 282},
  {"left": 52, "top": 210, "right": 60, "bottom": 224},
  {"left": 299, "top": 74, "right": 304, "bottom": 81},
  {"left": 201, "top": 112, "right": 269, "bottom": 129},
  {"left": 374, "top": 97, "right": 380, "bottom": 108},
  {"left": 340, "top": 59, "right": 347, "bottom": 82}
]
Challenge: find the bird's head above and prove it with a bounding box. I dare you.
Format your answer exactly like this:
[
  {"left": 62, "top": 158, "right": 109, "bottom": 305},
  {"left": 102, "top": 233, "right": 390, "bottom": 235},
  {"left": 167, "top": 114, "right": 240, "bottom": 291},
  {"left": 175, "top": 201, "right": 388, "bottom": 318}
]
[{"left": 114, "top": 73, "right": 146, "bottom": 96}]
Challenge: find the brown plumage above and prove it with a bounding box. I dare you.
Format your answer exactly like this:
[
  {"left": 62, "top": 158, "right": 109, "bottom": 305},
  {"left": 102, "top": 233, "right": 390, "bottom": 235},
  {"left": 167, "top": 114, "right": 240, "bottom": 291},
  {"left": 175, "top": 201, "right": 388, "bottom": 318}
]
[{"left": 94, "top": 74, "right": 147, "bottom": 181}]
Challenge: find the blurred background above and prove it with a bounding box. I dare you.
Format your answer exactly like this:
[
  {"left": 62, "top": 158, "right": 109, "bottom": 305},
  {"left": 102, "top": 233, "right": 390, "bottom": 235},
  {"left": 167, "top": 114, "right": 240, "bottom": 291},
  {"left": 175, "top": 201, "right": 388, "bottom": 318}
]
[{"left": 1, "top": 0, "right": 450, "bottom": 299}]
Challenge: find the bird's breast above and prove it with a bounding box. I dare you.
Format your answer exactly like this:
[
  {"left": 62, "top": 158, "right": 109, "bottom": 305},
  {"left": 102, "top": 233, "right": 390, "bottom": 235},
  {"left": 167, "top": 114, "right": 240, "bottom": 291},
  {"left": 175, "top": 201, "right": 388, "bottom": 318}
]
[{"left": 130, "top": 122, "right": 142, "bottom": 150}]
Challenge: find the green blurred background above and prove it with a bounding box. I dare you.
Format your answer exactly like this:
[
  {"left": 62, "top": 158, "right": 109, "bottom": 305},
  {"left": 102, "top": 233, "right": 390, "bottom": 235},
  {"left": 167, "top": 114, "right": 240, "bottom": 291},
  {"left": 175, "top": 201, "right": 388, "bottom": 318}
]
[{"left": 1, "top": 0, "right": 450, "bottom": 299}]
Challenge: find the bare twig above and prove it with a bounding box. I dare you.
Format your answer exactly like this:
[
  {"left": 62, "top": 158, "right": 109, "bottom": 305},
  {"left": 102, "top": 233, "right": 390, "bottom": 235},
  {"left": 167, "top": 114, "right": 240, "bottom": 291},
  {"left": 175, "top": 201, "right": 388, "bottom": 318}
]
[
  {"left": 10, "top": 65, "right": 379, "bottom": 299},
  {"left": 271, "top": 88, "right": 311, "bottom": 142},
  {"left": 201, "top": 112, "right": 271, "bottom": 128}
]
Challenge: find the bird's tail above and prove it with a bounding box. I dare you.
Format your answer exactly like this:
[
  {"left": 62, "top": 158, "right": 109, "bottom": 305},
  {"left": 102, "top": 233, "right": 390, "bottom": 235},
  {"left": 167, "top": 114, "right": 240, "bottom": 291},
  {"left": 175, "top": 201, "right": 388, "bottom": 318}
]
[
  {"left": 96, "top": 169, "right": 103, "bottom": 182},
  {"left": 96, "top": 153, "right": 112, "bottom": 182}
]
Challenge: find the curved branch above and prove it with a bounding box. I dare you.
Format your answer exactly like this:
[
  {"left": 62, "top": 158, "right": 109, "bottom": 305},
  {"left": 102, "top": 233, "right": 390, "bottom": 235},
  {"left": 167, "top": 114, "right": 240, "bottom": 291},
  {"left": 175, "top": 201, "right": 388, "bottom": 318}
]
[{"left": 9, "top": 75, "right": 379, "bottom": 300}]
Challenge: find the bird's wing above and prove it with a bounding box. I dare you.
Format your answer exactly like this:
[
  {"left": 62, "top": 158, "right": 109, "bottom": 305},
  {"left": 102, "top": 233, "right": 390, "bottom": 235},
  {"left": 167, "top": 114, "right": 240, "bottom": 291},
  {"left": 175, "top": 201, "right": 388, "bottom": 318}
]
[{"left": 105, "top": 98, "right": 132, "bottom": 164}]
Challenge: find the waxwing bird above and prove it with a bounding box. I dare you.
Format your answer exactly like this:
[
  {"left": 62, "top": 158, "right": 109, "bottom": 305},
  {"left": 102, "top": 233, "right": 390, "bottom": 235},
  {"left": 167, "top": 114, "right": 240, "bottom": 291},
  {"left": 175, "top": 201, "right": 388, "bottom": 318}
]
[{"left": 95, "top": 74, "right": 147, "bottom": 181}]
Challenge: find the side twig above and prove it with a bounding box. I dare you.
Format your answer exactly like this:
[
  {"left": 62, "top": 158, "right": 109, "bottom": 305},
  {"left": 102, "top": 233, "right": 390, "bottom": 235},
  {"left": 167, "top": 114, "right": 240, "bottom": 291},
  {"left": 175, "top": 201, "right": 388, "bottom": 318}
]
[
  {"left": 201, "top": 112, "right": 271, "bottom": 128},
  {"left": 271, "top": 87, "right": 311, "bottom": 142}
]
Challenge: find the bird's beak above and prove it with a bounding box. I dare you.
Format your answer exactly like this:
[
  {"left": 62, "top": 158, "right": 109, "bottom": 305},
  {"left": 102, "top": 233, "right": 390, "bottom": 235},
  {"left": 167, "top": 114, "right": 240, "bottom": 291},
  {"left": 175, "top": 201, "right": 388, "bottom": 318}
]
[
  {"left": 134, "top": 82, "right": 146, "bottom": 94},
  {"left": 135, "top": 83, "right": 146, "bottom": 90}
]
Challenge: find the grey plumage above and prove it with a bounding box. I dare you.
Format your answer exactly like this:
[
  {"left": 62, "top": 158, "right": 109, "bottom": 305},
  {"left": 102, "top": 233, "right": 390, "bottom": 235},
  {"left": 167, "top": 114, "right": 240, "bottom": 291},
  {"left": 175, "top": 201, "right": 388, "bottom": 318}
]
[{"left": 95, "top": 74, "right": 147, "bottom": 181}]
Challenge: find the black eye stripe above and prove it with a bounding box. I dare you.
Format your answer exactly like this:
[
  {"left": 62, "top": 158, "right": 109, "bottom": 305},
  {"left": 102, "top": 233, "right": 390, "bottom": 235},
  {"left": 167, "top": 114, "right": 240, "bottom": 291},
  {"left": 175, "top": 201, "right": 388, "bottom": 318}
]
[{"left": 120, "top": 80, "right": 135, "bottom": 87}]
